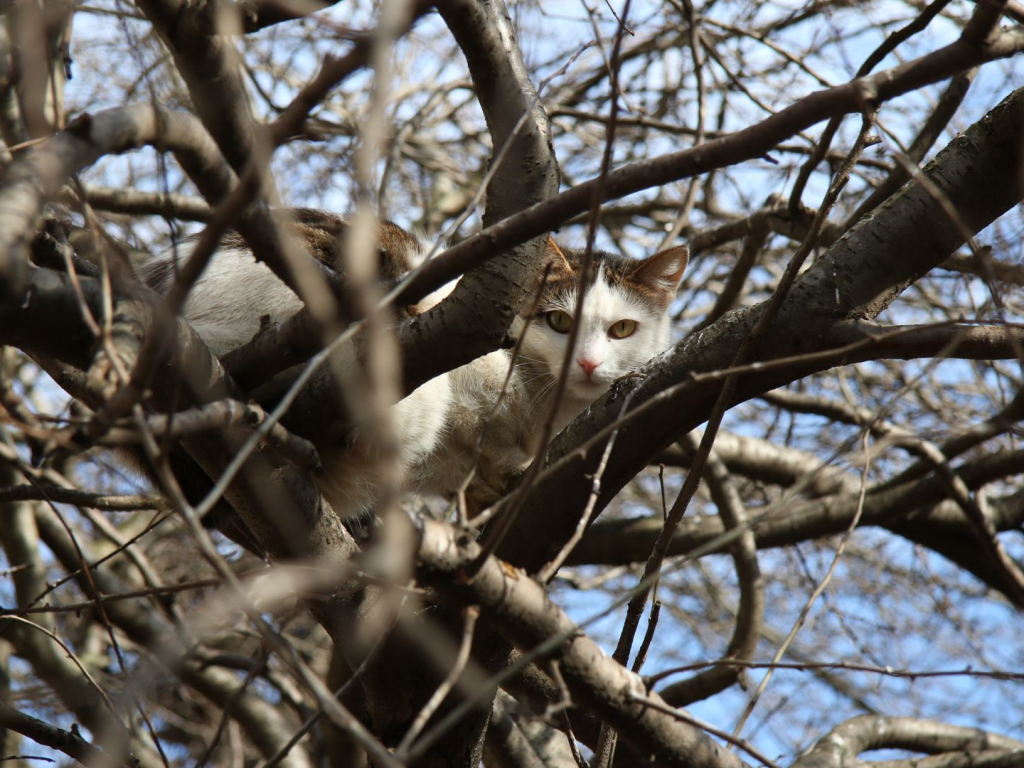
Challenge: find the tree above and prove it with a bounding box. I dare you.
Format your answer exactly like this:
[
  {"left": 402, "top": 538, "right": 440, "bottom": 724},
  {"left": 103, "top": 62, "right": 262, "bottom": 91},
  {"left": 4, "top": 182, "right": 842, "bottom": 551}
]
[{"left": 1, "top": 0, "right": 1023, "bottom": 765}]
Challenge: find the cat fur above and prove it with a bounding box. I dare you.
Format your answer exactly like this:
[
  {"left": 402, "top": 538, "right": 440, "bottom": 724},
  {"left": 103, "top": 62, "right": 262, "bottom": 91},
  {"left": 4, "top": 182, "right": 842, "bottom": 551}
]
[{"left": 140, "top": 210, "right": 687, "bottom": 521}]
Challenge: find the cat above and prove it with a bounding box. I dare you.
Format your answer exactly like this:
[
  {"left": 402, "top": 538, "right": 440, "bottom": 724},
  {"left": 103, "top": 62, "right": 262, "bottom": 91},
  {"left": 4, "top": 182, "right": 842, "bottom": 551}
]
[
  {"left": 140, "top": 209, "right": 687, "bottom": 524},
  {"left": 402, "top": 237, "right": 688, "bottom": 513}
]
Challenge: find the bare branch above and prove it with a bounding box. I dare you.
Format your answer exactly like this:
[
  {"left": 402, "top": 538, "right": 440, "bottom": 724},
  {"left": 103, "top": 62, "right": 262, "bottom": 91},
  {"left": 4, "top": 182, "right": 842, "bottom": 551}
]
[
  {"left": 497, "top": 85, "right": 1024, "bottom": 577},
  {"left": 0, "top": 701, "right": 130, "bottom": 767},
  {"left": 415, "top": 519, "right": 749, "bottom": 768},
  {"left": 793, "top": 716, "right": 1024, "bottom": 768},
  {"left": 397, "top": 21, "right": 1024, "bottom": 308}
]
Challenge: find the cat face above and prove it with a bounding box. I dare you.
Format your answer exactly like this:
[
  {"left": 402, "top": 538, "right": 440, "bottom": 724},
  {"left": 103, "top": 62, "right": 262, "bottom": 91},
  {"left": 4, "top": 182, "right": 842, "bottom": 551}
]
[{"left": 517, "top": 240, "right": 688, "bottom": 402}]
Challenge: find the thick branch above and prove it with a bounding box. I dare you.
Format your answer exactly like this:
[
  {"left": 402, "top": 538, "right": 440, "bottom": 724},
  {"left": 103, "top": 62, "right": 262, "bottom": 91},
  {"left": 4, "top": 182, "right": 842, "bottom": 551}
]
[
  {"left": 83, "top": 185, "right": 213, "bottom": 221},
  {"left": 416, "top": 520, "right": 748, "bottom": 768},
  {"left": 0, "top": 702, "right": 128, "bottom": 767},
  {"left": 0, "top": 107, "right": 233, "bottom": 303},
  {"left": 497, "top": 85, "right": 1024, "bottom": 575},
  {"left": 238, "top": 0, "right": 343, "bottom": 33},
  {"left": 396, "top": 26, "right": 1024, "bottom": 309},
  {"left": 402, "top": 0, "right": 559, "bottom": 394},
  {"left": 2, "top": 265, "right": 358, "bottom": 608},
  {"left": 792, "top": 715, "right": 1024, "bottom": 768},
  {"left": 570, "top": 457, "right": 1024, "bottom": 603}
]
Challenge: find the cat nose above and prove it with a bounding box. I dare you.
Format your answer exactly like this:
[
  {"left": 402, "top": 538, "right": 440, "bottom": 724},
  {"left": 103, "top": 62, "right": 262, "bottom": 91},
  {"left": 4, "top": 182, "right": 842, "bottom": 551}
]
[{"left": 577, "top": 357, "right": 601, "bottom": 377}]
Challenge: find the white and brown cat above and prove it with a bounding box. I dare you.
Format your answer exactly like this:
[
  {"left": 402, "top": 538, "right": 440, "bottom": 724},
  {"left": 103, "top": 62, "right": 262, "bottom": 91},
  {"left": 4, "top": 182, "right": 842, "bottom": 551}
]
[{"left": 141, "top": 210, "right": 687, "bottom": 522}]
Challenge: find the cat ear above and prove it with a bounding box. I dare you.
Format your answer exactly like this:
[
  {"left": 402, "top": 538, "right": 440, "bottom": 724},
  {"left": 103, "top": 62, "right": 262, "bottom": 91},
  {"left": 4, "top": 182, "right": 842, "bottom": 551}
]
[
  {"left": 546, "top": 237, "right": 575, "bottom": 273},
  {"left": 635, "top": 245, "right": 688, "bottom": 294}
]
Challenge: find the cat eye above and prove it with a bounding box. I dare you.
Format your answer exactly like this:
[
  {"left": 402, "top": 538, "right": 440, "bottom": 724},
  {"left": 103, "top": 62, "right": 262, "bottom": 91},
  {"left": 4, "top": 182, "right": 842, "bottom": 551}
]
[
  {"left": 546, "top": 310, "right": 573, "bottom": 333},
  {"left": 608, "top": 319, "right": 637, "bottom": 339}
]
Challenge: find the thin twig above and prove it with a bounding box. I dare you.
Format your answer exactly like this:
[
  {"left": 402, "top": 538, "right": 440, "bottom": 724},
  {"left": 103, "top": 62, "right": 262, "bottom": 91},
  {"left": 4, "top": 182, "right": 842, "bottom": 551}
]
[
  {"left": 397, "top": 605, "right": 481, "bottom": 756},
  {"left": 625, "top": 692, "right": 781, "bottom": 768}
]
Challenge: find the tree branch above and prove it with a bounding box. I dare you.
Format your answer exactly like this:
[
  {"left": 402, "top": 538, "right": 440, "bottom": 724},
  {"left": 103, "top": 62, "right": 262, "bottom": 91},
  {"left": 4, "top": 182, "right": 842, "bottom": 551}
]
[
  {"left": 415, "top": 520, "right": 749, "bottom": 768},
  {"left": 395, "top": 23, "right": 1024, "bottom": 310},
  {"left": 496, "top": 85, "right": 1024, "bottom": 577},
  {"left": 792, "top": 715, "right": 1024, "bottom": 768},
  {"left": 0, "top": 701, "right": 130, "bottom": 767}
]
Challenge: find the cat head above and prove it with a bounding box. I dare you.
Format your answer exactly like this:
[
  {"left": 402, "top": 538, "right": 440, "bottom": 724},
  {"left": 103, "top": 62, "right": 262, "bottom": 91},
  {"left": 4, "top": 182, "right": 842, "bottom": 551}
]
[{"left": 516, "top": 238, "right": 688, "bottom": 402}]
